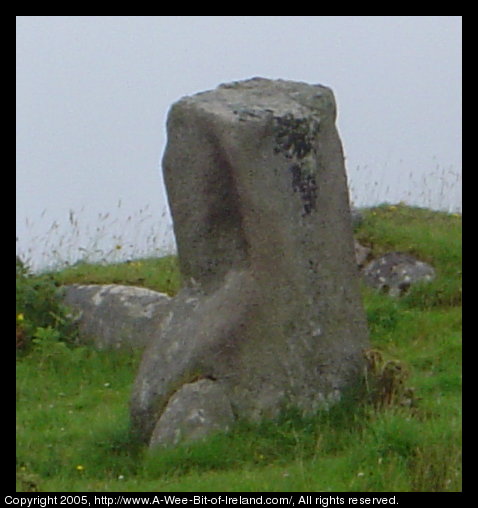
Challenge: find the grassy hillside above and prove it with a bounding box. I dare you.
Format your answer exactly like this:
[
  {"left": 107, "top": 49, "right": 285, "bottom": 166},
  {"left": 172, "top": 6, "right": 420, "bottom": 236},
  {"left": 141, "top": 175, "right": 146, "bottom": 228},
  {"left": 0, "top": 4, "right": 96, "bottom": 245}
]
[{"left": 16, "top": 204, "right": 462, "bottom": 492}]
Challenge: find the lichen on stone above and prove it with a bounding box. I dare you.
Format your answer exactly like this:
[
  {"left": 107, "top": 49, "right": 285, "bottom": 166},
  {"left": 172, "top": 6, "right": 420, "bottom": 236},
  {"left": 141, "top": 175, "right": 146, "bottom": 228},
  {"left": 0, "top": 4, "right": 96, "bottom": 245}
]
[{"left": 272, "top": 113, "right": 320, "bottom": 215}]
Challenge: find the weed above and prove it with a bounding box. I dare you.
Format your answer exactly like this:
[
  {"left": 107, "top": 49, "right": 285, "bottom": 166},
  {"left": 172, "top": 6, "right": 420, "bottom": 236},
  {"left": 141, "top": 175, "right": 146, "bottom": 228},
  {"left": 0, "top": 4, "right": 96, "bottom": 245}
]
[{"left": 16, "top": 256, "right": 78, "bottom": 352}]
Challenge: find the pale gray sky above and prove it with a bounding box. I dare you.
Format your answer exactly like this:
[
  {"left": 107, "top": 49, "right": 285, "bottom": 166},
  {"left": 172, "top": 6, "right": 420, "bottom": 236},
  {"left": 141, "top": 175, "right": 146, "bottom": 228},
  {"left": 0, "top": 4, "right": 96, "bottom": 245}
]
[{"left": 16, "top": 16, "right": 462, "bottom": 270}]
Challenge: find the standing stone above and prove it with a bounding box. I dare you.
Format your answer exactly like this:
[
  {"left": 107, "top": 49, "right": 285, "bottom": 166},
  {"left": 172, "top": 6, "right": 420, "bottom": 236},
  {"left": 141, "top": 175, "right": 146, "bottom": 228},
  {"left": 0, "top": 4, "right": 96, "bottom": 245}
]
[{"left": 130, "top": 77, "right": 369, "bottom": 447}]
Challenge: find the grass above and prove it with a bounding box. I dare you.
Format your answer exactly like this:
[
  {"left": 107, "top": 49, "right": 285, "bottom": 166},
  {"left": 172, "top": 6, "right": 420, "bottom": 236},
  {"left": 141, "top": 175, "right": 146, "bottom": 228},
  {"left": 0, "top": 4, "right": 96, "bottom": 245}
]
[
  {"left": 52, "top": 255, "right": 181, "bottom": 297},
  {"left": 16, "top": 204, "right": 462, "bottom": 492}
]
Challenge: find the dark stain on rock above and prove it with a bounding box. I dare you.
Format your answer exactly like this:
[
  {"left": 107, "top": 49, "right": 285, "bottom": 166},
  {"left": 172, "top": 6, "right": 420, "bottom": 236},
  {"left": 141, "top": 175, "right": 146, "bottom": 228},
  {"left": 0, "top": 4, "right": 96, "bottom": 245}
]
[{"left": 272, "top": 114, "right": 320, "bottom": 216}]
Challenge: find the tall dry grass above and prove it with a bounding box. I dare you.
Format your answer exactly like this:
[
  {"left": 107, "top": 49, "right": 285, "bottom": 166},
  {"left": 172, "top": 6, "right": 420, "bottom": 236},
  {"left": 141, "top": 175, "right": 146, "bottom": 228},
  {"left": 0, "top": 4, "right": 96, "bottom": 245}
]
[{"left": 17, "top": 200, "right": 176, "bottom": 273}]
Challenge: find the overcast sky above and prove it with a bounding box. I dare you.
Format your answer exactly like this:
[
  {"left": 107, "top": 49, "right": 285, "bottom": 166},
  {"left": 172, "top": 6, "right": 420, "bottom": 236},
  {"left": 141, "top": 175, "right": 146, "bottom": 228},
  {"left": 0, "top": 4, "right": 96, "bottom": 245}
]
[{"left": 16, "top": 16, "right": 462, "bottom": 270}]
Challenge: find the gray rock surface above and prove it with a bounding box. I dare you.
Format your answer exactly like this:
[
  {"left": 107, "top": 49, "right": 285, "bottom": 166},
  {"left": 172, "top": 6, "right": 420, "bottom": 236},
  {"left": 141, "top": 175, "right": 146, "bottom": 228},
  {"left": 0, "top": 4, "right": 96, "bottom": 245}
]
[
  {"left": 149, "top": 379, "right": 235, "bottom": 448},
  {"left": 362, "top": 252, "right": 435, "bottom": 296},
  {"left": 62, "top": 284, "right": 171, "bottom": 350},
  {"left": 130, "top": 77, "right": 369, "bottom": 447},
  {"left": 354, "top": 239, "right": 372, "bottom": 268}
]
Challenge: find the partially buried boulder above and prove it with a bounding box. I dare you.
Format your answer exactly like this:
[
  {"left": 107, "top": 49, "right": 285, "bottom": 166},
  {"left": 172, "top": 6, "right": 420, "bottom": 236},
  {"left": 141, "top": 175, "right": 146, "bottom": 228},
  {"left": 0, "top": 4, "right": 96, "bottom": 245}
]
[
  {"left": 149, "top": 379, "right": 235, "bottom": 448},
  {"left": 62, "top": 284, "right": 171, "bottom": 350},
  {"left": 130, "top": 77, "right": 370, "bottom": 448},
  {"left": 362, "top": 252, "right": 435, "bottom": 297}
]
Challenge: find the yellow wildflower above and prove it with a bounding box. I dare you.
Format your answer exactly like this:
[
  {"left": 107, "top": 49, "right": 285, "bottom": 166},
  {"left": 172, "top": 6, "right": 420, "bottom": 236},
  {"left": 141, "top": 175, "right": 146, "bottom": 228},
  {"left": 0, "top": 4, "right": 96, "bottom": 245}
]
[
  {"left": 76, "top": 465, "right": 85, "bottom": 472},
  {"left": 17, "top": 313, "right": 24, "bottom": 322}
]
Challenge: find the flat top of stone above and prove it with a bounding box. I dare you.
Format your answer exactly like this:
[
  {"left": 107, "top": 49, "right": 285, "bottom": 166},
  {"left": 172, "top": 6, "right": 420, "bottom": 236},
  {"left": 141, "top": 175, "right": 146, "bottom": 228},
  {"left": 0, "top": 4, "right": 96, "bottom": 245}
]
[{"left": 176, "top": 77, "right": 336, "bottom": 120}]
